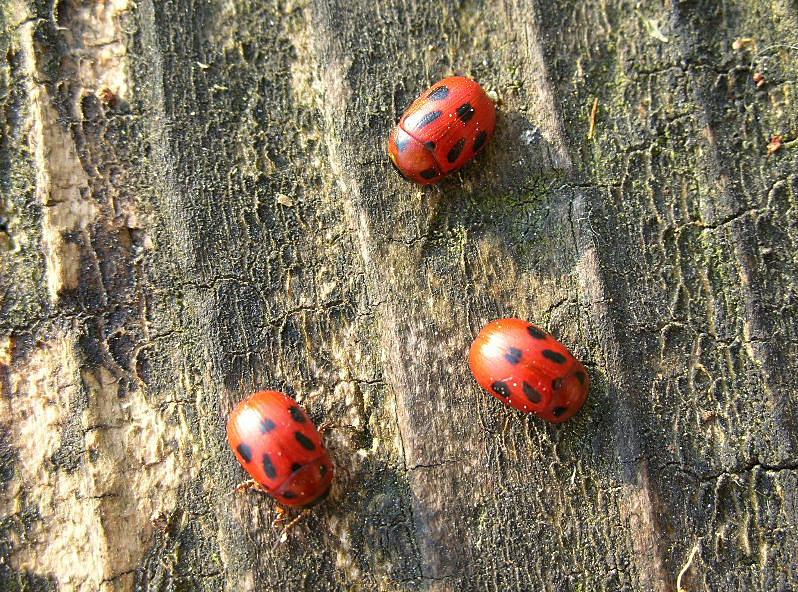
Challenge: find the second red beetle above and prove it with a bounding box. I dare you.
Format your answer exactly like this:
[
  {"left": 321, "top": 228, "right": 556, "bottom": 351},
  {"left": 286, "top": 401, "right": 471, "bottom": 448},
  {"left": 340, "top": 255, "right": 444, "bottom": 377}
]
[
  {"left": 227, "top": 390, "right": 334, "bottom": 507},
  {"left": 469, "top": 319, "right": 590, "bottom": 423},
  {"left": 388, "top": 76, "right": 496, "bottom": 184}
]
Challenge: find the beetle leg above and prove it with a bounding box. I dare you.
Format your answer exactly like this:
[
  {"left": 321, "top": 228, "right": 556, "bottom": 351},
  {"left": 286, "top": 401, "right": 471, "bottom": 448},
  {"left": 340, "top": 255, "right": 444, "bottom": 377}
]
[
  {"left": 273, "top": 508, "right": 311, "bottom": 544},
  {"left": 271, "top": 506, "right": 289, "bottom": 530},
  {"left": 317, "top": 421, "right": 360, "bottom": 436},
  {"left": 233, "top": 479, "right": 269, "bottom": 495}
]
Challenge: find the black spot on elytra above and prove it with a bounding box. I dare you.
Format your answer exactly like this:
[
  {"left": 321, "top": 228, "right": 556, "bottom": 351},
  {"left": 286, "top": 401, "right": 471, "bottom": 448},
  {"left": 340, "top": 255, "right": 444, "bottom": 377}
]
[
  {"left": 447, "top": 138, "right": 465, "bottom": 163},
  {"left": 553, "top": 406, "right": 568, "bottom": 418},
  {"left": 291, "top": 462, "right": 303, "bottom": 473},
  {"left": 320, "top": 464, "right": 328, "bottom": 477},
  {"left": 236, "top": 443, "right": 253, "bottom": 463},
  {"left": 262, "top": 454, "right": 277, "bottom": 479},
  {"left": 289, "top": 406, "right": 306, "bottom": 423},
  {"left": 420, "top": 168, "right": 438, "bottom": 180},
  {"left": 424, "top": 141, "right": 436, "bottom": 150},
  {"left": 395, "top": 134, "right": 411, "bottom": 152},
  {"left": 552, "top": 378, "right": 564, "bottom": 391},
  {"left": 428, "top": 86, "right": 449, "bottom": 100},
  {"left": 527, "top": 325, "right": 547, "bottom": 340},
  {"left": 523, "top": 382, "right": 542, "bottom": 403},
  {"left": 260, "top": 418, "right": 276, "bottom": 433},
  {"left": 473, "top": 130, "right": 488, "bottom": 152},
  {"left": 491, "top": 381, "right": 511, "bottom": 397},
  {"left": 282, "top": 491, "right": 298, "bottom": 499},
  {"left": 295, "top": 432, "right": 316, "bottom": 451},
  {"left": 542, "top": 349, "right": 567, "bottom": 364},
  {"left": 415, "top": 110, "right": 442, "bottom": 129},
  {"left": 504, "top": 347, "right": 522, "bottom": 365},
  {"left": 575, "top": 371, "right": 586, "bottom": 385},
  {"left": 456, "top": 103, "right": 475, "bottom": 123}
]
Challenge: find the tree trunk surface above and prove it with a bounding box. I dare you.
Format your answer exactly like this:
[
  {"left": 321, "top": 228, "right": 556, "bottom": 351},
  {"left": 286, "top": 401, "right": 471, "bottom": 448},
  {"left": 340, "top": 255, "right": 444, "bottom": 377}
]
[{"left": 1, "top": 0, "right": 797, "bottom": 590}]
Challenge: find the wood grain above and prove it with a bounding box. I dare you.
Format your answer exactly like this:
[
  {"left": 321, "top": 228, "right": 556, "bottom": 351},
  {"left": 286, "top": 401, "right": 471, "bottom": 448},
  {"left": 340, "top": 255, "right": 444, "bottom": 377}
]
[{"left": 1, "top": 0, "right": 796, "bottom": 590}]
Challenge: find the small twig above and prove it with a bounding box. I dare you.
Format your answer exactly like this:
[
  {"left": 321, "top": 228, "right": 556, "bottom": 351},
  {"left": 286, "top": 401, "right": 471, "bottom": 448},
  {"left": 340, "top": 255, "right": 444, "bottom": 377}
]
[
  {"left": 676, "top": 543, "right": 700, "bottom": 591},
  {"left": 587, "top": 98, "right": 599, "bottom": 140}
]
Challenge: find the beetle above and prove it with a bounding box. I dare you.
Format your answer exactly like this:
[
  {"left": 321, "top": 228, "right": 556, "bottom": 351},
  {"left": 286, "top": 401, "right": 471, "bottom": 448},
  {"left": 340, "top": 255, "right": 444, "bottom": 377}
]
[
  {"left": 388, "top": 76, "right": 496, "bottom": 184},
  {"left": 227, "top": 390, "right": 334, "bottom": 534},
  {"left": 469, "top": 318, "right": 589, "bottom": 422}
]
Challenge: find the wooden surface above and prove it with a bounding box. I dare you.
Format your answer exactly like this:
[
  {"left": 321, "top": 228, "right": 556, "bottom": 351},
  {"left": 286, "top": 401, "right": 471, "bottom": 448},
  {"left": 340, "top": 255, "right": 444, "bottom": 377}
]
[{"left": 1, "top": 0, "right": 797, "bottom": 590}]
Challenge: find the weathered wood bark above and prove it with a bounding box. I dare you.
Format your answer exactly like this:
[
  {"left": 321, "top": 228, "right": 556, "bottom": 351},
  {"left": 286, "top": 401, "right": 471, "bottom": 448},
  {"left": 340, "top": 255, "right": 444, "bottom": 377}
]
[{"left": 1, "top": 0, "right": 797, "bottom": 590}]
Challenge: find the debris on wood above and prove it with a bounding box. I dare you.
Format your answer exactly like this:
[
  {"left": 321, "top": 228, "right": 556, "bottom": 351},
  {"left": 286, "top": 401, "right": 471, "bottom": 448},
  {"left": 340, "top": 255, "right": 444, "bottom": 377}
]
[
  {"left": 521, "top": 127, "right": 542, "bottom": 146},
  {"left": 767, "top": 135, "right": 783, "bottom": 155},
  {"left": 587, "top": 98, "right": 599, "bottom": 140},
  {"left": 753, "top": 72, "right": 766, "bottom": 88},
  {"left": 643, "top": 18, "right": 669, "bottom": 43},
  {"left": 276, "top": 193, "right": 295, "bottom": 207},
  {"left": 150, "top": 510, "right": 170, "bottom": 533},
  {"left": 767, "top": 134, "right": 797, "bottom": 155},
  {"left": 732, "top": 37, "right": 756, "bottom": 51},
  {"left": 98, "top": 88, "right": 118, "bottom": 107}
]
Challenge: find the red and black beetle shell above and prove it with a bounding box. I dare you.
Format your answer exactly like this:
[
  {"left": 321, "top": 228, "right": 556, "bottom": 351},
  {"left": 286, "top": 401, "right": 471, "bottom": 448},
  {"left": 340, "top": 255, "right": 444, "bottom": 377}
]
[
  {"left": 469, "top": 319, "right": 589, "bottom": 423},
  {"left": 227, "top": 390, "right": 334, "bottom": 507},
  {"left": 388, "top": 76, "right": 496, "bottom": 184}
]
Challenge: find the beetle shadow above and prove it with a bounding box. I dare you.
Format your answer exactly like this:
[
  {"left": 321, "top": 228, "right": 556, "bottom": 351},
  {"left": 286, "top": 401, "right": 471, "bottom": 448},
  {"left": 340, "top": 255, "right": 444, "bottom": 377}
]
[
  {"left": 437, "top": 109, "right": 571, "bottom": 200},
  {"left": 402, "top": 109, "right": 578, "bottom": 278}
]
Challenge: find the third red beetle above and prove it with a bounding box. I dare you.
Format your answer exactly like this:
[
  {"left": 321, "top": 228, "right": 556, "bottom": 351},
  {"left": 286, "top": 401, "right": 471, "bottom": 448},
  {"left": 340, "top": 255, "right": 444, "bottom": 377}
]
[
  {"left": 388, "top": 76, "right": 496, "bottom": 184},
  {"left": 469, "top": 318, "right": 589, "bottom": 423}
]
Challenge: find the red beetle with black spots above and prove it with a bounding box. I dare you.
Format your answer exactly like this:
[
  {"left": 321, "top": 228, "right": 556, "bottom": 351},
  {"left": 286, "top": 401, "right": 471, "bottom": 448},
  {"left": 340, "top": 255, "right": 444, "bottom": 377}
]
[
  {"left": 227, "top": 390, "right": 334, "bottom": 507},
  {"left": 469, "top": 318, "right": 589, "bottom": 423},
  {"left": 388, "top": 76, "right": 496, "bottom": 184}
]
